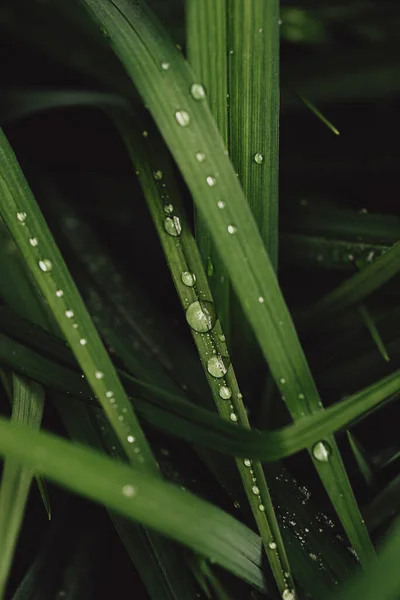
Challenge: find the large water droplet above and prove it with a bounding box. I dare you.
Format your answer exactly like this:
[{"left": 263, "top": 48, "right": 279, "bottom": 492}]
[
  {"left": 186, "top": 300, "right": 216, "bottom": 333},
  {"left": 206, "top": 176, "right": 217, "bottom": 187},
  {"left": 312, "top": 441, "right": 331, "bottom": 462},
  {"left": 164, "top": 216, "right": 182, "bottom": 236},
  {"left": 175, "top": 110, "right": 190, "bottom": 127},
  {"left": 259, "top": 504, "right": 265, "bottom": 512},
  {"left": 252, "top": 485, "right": 260, "bottom": 495},
  {"left": 122, "top": 484, "right": 136, "bottom": 498},
  {"left": 254, "top": 152, "right": 264, "bottom": 164},
  {"left": 219, "top": 385, "right": 232, "bottom": 399},
  {"left": 95, "top": 370, "right": 104, "bottom": 380},
  {"left": 181, "top": 271, "right": 196, "bottom": 287},
  {"left": 244, "top": 458, "right": 251, "bottom": 467},
  {"left": 39, "top": 259, "right": 52, "bottom": 272},
  {"left": 227, "top": 225, "right": 237, "bottom": 234},
  {"left": 230, "top": 412, "right": 238, "bottom": 422},
  {"left": 282, "top": 590, "right": 295, "bottom": 600},
  {"left": 269, "top": 541, "right": 277, "bottom": 549},
  {"left": 196, "top": 151, "right": 206, "bottom": 162},
  {"left": 127, "top": 435, "right": 135, "bottom": 443},
  {"left": 190, "top": 83, "right": 206, "bottom": 100},
  {"left": 17, "top": 212, "right": 27, "bottom": 222},
  {"left": 217, "top": 200, "right": 225, "bottom": 209},
  {"left": 29, "top": 237, "right": 38, "bottom": 247},
  {"left": 207, "top": 355, "right": 228, "bottom": 378}
]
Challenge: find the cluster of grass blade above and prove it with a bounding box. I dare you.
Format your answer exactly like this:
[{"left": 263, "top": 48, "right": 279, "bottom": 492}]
[{"left": 0, "top": 0, "right": 399, "bottom": 599}]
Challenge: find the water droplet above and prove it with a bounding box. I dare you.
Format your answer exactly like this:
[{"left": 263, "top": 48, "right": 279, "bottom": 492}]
[
  {"left": 17, "top": 212, "right": 27, "bottom": 222},
  {"left": 219, "top": 385, "right": 232, "bottom": 399},
  {"left": 278, "top": 18, "right": 283, "bottom": 26},
  {"left": 55, "top": 289, "right": 64, "bottom": 298},
  {"left": 164, "top": 204, "right": 174, "bottom": 214},
  {"left": 258, "top": 27, "right": 263, "bottom": 33},
  {"left": 161, "top": 61, "right": 170, "bottom": 70},
  {"left": 309, "top": 553, "right": 317, "bottom": 561},
  {"left": 65, "top": 310, "right": 74, "bottom": 319},
  {"left": 269, "top": 542, "right": 277, "bottom": 549},
  {"left": 207, "top": 355, "right": 228, "bottom": 378},
  {"left": 95, "top": 370, "right": 104, "bottom": 380},
  {"left": 280, "top": 378, "right": 286, "bottom": 384},
  {"left": 39, "top": 259, "right": 52, "bottom": 272},
  {"left": 298, "top": 393, "right": 305, "bottom": 400},
  {"left": 219, "top": 334, "right": 226, "bottom": 342},
  {"left": 127, "top": 435, "right": 135, "bottom": 443},
  {"left": 258, "top": 296, "right": 264, "bottom": 303},
  {"left": 106, "top": 390, "right": 114, "bottom": 399},
  {"left": 122, "top": 484, "right": 136, "bottom": 498},
  {"left": 217, "top": 200, "right": 225, "bottom": 209},
  {"left": 312, "top": 441, "right": 331, "bottom": 462},
  {"left": 282, "top": 590, "right": 295, "bottom": 600},
  {"left": 186, "top": 300, "right": 216, "bottom": 333},
  {"left": 29, "top": 237, "right": 38, "bottom": 247},
  {"left": 252, "top": 485, "right": 260, "bottom": 495},
  {"left": 230, "top": 412, "right": 238, "bottom": 422},
  {"left": 254, "top": 152, "right": 264, "bottom": 164},
  {"left": 190, "top": 83, "right": 206, "bottom": 100},
  {"left": 142, "top": 130, "right": 148, "bottom": 138},
  {"left": 72, "top": 324, "right": 78, "bottom": 329},
  {"left": 164, "top": 216, "right": 182, "bottom": 236},
  {"left": 259, "top": 504, "right": 265, "bottom": 512},
  {"left": 206, "top": 175, "right": 217, "bottom": 187},
  {"left": 244, "top": 458, "right": 251, "bottom": 467},
  {"left": 227, "top": 225, "right": 237, "bottom": 234},
  {"left": 175, "top": 110, "right": 190, "bottom": 127},
  {"left": 196, "top": 151, "right": 206, "bottom": 162},
  {"left": 153, "top": 170, "right": 163, "bottom": 180},
  {"left": 181, "top": 271, "right": 196, "bottom": 287},
  {"left": 79, "top": 338, "right": 87, "bottom": 346}
]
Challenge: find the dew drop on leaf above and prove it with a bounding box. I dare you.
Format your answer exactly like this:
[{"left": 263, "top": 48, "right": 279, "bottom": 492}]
[
  {"left": 186, "top": 300, "right": 216, "bottom": 333},
  {"left": 164, "top": 216, "right": 182, "bottom": 237},
  {"left": 254, "top": 152, "right": 264, "bottom": 164},
  {"left": 190, "top": 83, "right": 206, "bottom": 100},
  {"left": 38, "top": 259, "right": 52, "bottom": 272},
  {"left": 29, "top": 237, "right": 38, "bottom": 247},
  {"left": 161, "top": 61, "right": 170, "bottom": 70},
  {"left": 17, "top": 212, "right": 27, "bottom": 222},
  {"left": 55, "top": 289, "right": 64, "bottom": 298},
  {"left": 95, "top": 370, "right": 104, "bottom": 380},
  {"left": 312, "top": 441, "right": 331, "bottom": 462},
  {"left": 175, "top": 110, "right": 190, "bottom": 126},
  {"left": 122, "top": 484, "right": 136, "bottom": 498},
  {"left": 207, "top": 355, "right": 228, "bottom": 378},
  {"left": 181, "top": 271, "right": 196, "bottom": 287},
  {"left": 217, "top": 200, "right": 225, "bottom": 209},
  {"left": 206, "top": 176, "right": 217, "bottom": 187},
  {"left": 219, "top": 385, "right": 232, "bottom": 399},
  {"left": 196, "top": 151, "right": 206, "bottom": 162},
  {"left": 227, "top": 225, "right": 237, "bottom": 234}
]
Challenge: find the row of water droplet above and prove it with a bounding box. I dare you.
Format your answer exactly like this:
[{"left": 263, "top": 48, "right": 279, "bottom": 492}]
[{"left": 16, "top": 209, "right": 142, "bottom": 468}]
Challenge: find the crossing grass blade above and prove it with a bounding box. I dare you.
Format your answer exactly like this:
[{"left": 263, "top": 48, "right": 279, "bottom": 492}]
[
  {"left": 358, "top": 305, "right": 390, "bottom": 362},
  {"left": 73, "top": 0, "right": 376, "bottom": 565},
  {"left": 1, "top": 310, "right": 399, "bottom": 464},
  {"left": 0, "top": 417, "right": 268, "bottom": 593},
  {"left": 113, "top": 114, "right": 294, "bottom": 595},
  {"left": 0, "top": 127, "right": 157, "bottom": 472},
  {"left": 0, "top": 374, "right": 45, "bottom": 599},
  {"left": 0, "top": 226, "right": 199, "bottom": 600}
]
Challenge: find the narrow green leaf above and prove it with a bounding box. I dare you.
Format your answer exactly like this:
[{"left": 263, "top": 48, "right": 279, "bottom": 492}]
[
  {"left": 72, "top": 0, "right": 376, "bottom": 565},
  {"left": 296, "top": 92, "right": 340, "bottom": 135},
  {"left": 0, "top": 417, "right": 268, "bottom": 592},
  {"left": 114, "top": 115, "right": 294, "bottom": 594},
  {"left": 346, "top": 430, "right": 374, "bottom": 487},
  {"left": 1, "top": 312, "right": 399, "bottom": 464},
  {"left": 0, "top": 374, "right": 45, "bottom": 599},
  {"left": 0, "top": 127, "right": 156, "bottom": 472},
  {"left": 358, "top": 305, "right": 390, "bottom": 362}
]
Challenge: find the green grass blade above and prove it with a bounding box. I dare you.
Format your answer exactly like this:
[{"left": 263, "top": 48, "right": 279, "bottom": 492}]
[
  {"left": 358, "top": 305, "right": 390, "bottom": 362},
  {"left": 227, "top": 0, "right": 280, "bottom": 268},
  {"left": 114, "top": 115, "right": 294, "bottom": 595},
  {"left": 346, "top": 431, "right": 374, "bottom": 487},
  {"left": 0, "top": 417, "right": 268, "bottom": 592},
  {"left": 186, "top": 0, "right": 231, "bottom": 342},
  {"left": 0, "top": 374, "right": 45, "bottom": 599},
  {"left": 1, "top": 310, "right": 399, "bottom": 463},
  {"left": 0, "top": 128, "right": 156, "bottom": 472},
  {"left": 0, "top": 225, "right": 199, "bottom": 600},
  {"left": 296, "top": 92, "right": 340, "bottom": 135},
  {"left": 302, "top": 241, "right": 400, "bottom": 328},
  {"left": 71, "top": 0, "right": 375, "bottom": 564}
]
